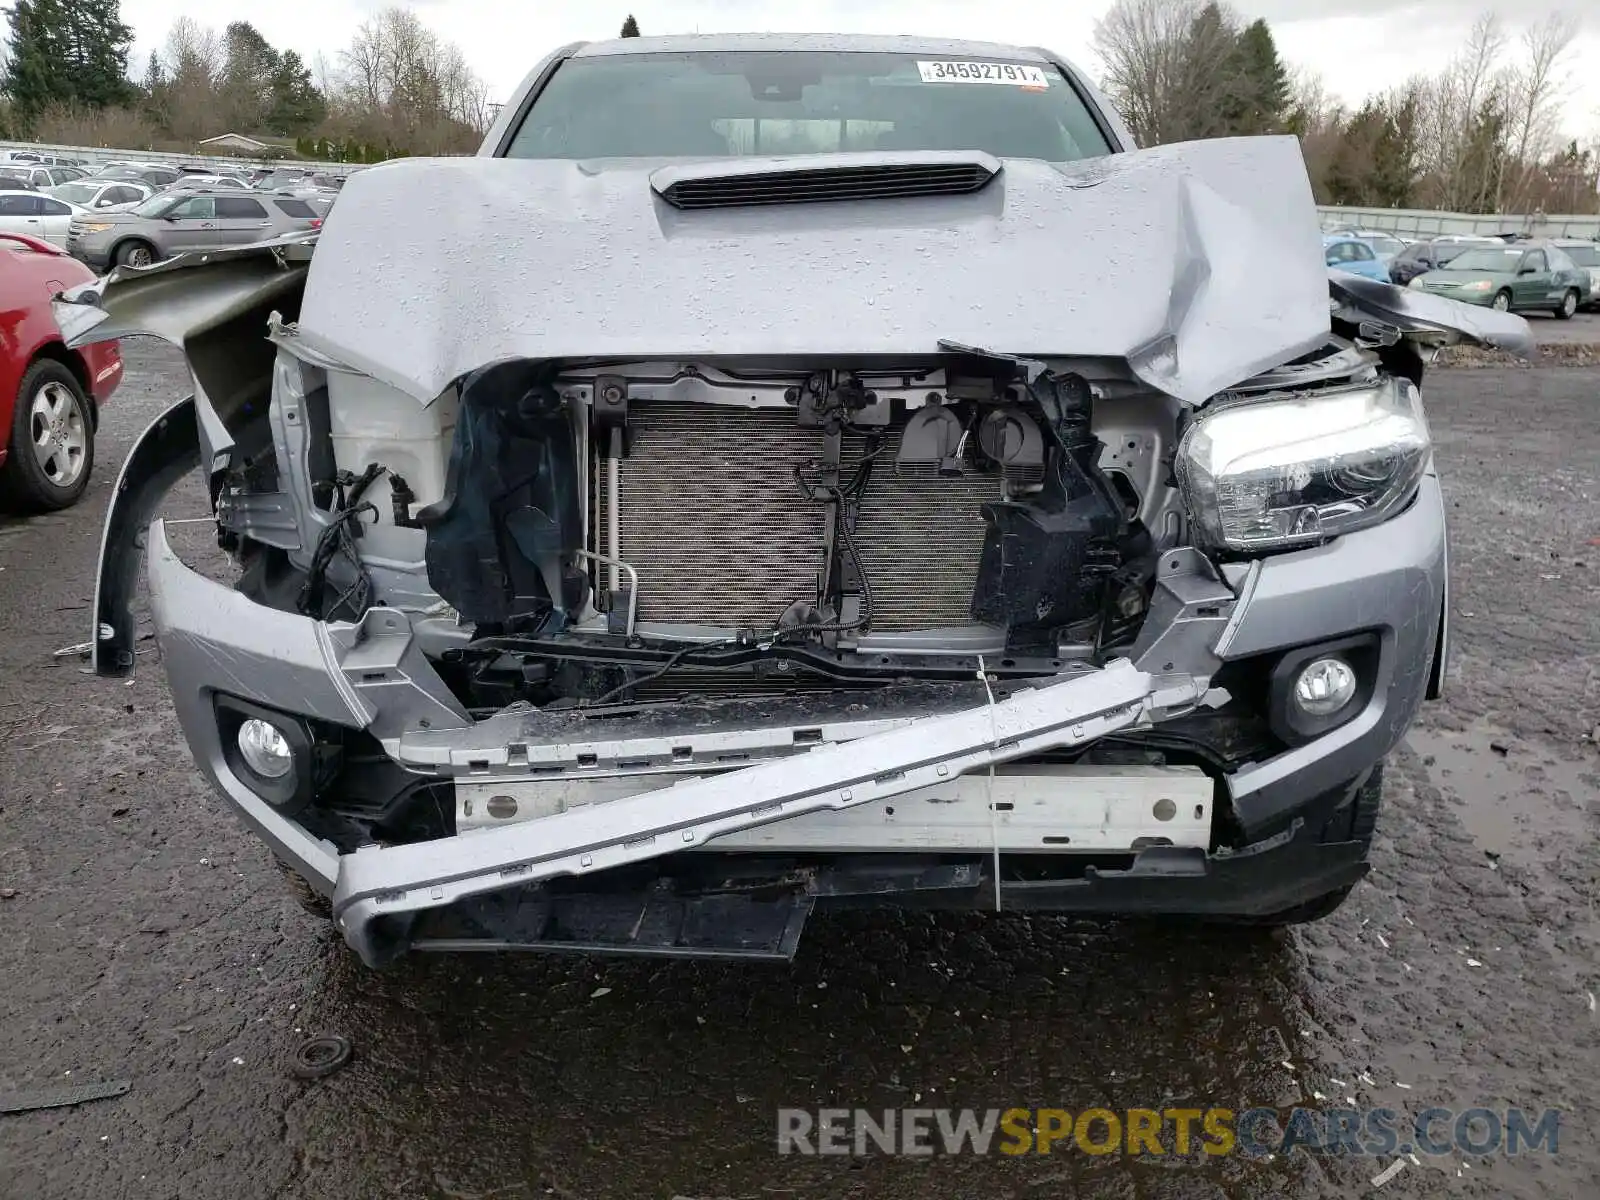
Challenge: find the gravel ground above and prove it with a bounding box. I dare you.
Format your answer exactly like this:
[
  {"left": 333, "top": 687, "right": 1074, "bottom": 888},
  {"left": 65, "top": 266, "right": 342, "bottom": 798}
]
[
  {"left": 1, "top": 341, "right": 1597, "bottom": 1200},
  {"left": 1524, "top": 309, "right": 1600, "bottom": 345}
]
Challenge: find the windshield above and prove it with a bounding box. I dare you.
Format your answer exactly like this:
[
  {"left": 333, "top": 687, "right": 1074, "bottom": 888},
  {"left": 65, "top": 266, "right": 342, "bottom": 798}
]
[
  {"left": 132, "top": 194, "right": 179, "bottom": 218},
  {"left": 1561, "top": 243, "right": 1599, "bottom": 267},
  {"left": 506, "top": 50, "right": 1113, "bottom": 162},
  {"left": 53, "top": 182, "right": 97, "bottom": 204},
  {"left": 1446, "top": 247, "right": 1525, "bottom": 272}
]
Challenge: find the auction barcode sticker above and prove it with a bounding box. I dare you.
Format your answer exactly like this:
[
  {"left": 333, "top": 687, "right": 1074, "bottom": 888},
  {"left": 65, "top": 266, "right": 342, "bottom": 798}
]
[{"left": 916, "top": 61, "right": 1051, "bottom": 87}]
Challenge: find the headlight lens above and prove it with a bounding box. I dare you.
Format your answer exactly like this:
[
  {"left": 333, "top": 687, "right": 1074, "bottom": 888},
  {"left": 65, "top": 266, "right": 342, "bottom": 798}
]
[
  {"left": 1407, "top": 276, "right": 1426, "bottom": 289},
  {"left": 1461, "top": 279, "right": 1493, "bottom": 292},
  {"left": 79, "top": 222, "right": 113, "bottom": 233},
  {"left": 1176, "top": 377, "right": 1430, "bottom": 553}
]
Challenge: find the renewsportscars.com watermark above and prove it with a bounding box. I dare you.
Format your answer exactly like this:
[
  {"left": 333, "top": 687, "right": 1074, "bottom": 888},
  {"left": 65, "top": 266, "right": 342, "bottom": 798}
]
[{"left": 777, "top": 1106, "right": 1561, "bottom": 1158}]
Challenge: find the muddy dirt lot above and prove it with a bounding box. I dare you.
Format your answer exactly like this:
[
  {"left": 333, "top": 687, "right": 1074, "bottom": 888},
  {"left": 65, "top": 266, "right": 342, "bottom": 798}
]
[{"left": 1, "top": 343, "right": 1597, "bottom": 1200}]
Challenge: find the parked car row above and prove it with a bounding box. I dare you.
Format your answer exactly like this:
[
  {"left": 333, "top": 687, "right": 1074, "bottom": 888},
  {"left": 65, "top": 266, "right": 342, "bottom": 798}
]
[
  {"left": 0, "top": 151, "right": 350, "bottom": 514},
  {"left": 0, "top": 153, "right": 349, "bottom": 262},
  {"left": 65, "top": 186, "right": 324, "bottom": 269},
  {"left": 1320, "top": 224, "right": 1599, "bottom": 317},
  {"left": 1385, "top": 236, "right": 1502, "bottom": 286},
  {"left": 1405, "top": 240, "right": 1593, "bottom": 318}
]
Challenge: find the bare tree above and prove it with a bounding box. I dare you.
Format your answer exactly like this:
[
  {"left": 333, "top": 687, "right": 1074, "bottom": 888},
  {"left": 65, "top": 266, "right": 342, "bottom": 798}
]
[
  {"left": 309, "top": 52, "right": 339, "bottom": 100},
  {"left": 1496, "top": 12, "right": 1579, "bottom": 210},
  {"left": 1285, "top": 68, "right": 1345, "bottom": 197},
  {"left": 324, "top": 7, "right": 492, "bottom": 153},
  {"left": 35, "top": 101, "right": 159, "bottom": 149},
  {"left": 1420, "top": 13, "right": 1507, "bottom": 211},
  {"left": 159, "top": 17, "right": 225, "bottom": 140}
]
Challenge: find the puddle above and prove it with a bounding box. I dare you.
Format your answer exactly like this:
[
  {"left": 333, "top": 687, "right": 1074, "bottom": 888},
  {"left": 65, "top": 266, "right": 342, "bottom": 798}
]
[{"left": 1407, "top": 721, "right": 1600, "bottom": 872}]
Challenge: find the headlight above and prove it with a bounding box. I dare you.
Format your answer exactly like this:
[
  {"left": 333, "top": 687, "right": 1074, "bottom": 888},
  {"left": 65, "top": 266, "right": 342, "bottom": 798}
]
[
  {"left": 1176, "top": 377, "right": 1430, "bottom": 553},
  {"left": 1460, "top": 280, "right": 1493, "bottom": 292},
  {"left": 79, "top": 222, "right": 113, "bottom": 233},
  {"left": 1407, "top": 276, "right": 1426, "bottom": 289}
]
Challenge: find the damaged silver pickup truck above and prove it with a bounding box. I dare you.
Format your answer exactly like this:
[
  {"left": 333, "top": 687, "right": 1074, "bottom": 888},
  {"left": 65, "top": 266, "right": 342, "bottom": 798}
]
[{"left": 63, "top": 34, "right": 1531, "bottom": 967}]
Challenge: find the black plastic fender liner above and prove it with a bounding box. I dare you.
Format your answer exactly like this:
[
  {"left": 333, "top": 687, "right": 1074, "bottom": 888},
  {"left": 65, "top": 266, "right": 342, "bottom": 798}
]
[
  {"left": 93, "top": 397, "right": 200, "bottom": 676},
  {"left": 416, "top": 359, "right": 586, "bottom": 627}
]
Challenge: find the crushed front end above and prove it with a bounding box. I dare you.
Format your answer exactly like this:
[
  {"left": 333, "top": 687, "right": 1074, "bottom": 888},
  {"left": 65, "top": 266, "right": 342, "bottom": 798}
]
[{"left": 67, "top": 156, "right": 1526, "bottom": 967}]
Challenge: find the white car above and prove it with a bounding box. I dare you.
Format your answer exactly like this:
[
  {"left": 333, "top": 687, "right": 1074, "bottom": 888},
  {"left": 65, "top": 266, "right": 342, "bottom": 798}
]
[
  {"left": 0, "top": 150, "right": 83, "bottom": 168},
  {"left": 12, "top": 164, "right": 87, "bottom": 189},
  {"left": 165, "top": 173, "right": 249, "bottom": 191},
  {"left": 48, "top": 178, "right": 152, "bottom": 214},
  {"left": 0, "top": 189, "right": 84, "bottom": 247}
]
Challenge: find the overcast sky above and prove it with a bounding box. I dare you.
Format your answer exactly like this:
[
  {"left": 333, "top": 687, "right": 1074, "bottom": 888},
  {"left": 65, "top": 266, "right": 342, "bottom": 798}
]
[{"left": 121, "top": 0, "right": 1600, "bottom": 141}]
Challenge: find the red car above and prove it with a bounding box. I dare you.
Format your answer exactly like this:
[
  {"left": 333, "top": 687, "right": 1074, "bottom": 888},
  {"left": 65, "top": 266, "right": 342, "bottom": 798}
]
[{"left": 0, "top": 231, "right": 121, "bottom": 510}]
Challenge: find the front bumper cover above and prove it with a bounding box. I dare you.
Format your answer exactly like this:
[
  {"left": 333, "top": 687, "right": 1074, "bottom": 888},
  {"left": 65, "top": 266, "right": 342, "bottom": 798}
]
[{"left": 107, "top": 398, "right": 1448, "bottom": 966}]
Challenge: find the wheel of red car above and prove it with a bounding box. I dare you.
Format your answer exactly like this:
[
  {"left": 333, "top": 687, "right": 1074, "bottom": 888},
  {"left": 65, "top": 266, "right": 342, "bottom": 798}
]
[
  {"left": 0, "top": 359, "right": 96, "bottom": 511},
  {"left": 1554, "top": 289, "right": 1578, "bottom": 320}
]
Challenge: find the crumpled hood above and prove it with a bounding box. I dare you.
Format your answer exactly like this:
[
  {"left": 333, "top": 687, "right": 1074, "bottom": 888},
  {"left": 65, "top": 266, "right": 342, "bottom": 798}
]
[{"left": 297, "top": 136, "right": 1334, "bottom": 406}]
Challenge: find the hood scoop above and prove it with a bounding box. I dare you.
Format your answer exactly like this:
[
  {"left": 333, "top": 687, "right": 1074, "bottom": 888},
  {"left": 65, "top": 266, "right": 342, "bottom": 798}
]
[{"left": 651, "top": 151, "right": 1001, "bottom": 210}]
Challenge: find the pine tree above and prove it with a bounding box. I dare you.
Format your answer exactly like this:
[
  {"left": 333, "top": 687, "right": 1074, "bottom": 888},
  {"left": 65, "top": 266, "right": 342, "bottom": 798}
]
[
  {"left": 3, "top": 0, "right": 133, "bottom": 120},
  {"left": 66, "top": 0, "right": 134, "bottom": 108},
  {"left": 265, "top": 50, "right": 324, "bottom": 136},
  {"left": 140, "top": 48, "right": 170, "bottom": 129},
  {"left": 220, "top": 21, "right": 277, "bottom": 131},
  {"left": 1224, "top": 19, "right": 1290, "bottom": 135},
  {"left": 4, "top": 0, "right": 75, "bottom": 119},
  {"left": 620, "top": 14, "right": 640, "bottom": 37}
]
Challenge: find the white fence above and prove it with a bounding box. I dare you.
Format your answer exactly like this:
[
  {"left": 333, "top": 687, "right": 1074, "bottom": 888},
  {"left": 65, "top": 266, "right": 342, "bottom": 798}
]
[
  {"left": 1318, "top": 205, "right": 1600, "bottom": 241},
  {"left": 0, "top": 138, "right": 352, "bottom": 173}
]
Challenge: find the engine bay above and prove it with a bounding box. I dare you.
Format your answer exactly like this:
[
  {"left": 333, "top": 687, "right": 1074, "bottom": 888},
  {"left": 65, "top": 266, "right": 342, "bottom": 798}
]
[
  {"left": 398, "top": 353, "right": 1185, "bottom": 707},
  {"left": 214, "top": 330, "right": 1406, "bottom": 717}
]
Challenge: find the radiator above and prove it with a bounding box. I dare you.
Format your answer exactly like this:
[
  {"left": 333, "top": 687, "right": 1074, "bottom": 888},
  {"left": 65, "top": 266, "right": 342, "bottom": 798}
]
[{"left": 593, "top": 406, "right": 1000, "bottom": 632}]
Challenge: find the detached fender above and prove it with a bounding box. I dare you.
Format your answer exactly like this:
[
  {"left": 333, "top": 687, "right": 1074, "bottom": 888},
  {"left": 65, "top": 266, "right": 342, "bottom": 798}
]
[
  {"left": 53, "top": 240, "right": 315, "bottom": 677},
  {"left": 94, "top": 398, "right": 199, "bottom": 675},
  {"left": 1328, "top": 273, "right": 1534, "bottom": 356}
]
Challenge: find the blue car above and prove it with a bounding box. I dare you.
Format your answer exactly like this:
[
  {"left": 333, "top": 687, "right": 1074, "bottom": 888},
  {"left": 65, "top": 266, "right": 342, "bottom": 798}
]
[{"left": 1323, "top": 235, "right": 1390, "bottom": 282}]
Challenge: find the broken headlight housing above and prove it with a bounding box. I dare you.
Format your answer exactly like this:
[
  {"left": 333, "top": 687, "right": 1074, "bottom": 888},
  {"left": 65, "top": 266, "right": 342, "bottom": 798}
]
[{"left": 1176, "top": 376, "right": 1430, "bottom": 552}]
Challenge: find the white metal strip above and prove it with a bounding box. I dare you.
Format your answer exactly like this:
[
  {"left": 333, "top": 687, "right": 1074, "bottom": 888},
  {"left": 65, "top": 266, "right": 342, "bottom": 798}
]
[{"left": 457, "top": 765, "right": 1212, "bottom": 853}]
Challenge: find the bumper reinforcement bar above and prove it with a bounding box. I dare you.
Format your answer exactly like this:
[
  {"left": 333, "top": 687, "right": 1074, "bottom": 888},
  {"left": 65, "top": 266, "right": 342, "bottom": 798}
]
[{"left": 333, "top": 660, "right": 1202, "bottom": 964}]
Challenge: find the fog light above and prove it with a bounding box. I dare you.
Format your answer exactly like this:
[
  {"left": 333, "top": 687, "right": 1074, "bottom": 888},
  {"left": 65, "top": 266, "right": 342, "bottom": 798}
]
[
  {"left": 1292, "top": 657, "right": 1357, "bottom": 717},
  {"left": 237, "top": 718, "right": 294, "bottom": 779}
]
